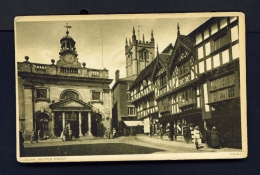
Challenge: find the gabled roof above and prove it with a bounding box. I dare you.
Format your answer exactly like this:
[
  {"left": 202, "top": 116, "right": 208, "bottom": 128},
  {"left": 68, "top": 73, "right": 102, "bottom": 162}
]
[
  {"left": 130, "top": 58, "right": 157, "bottom": 90},
  {"left": 49, "top": 98, "right": 92, "bottom": 111},
  {"left": 129, "top": 33, "right": 194, "bottom": 90}
]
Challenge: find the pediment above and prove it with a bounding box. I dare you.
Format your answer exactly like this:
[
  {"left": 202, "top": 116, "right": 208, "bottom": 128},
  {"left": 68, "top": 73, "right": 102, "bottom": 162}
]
[
  {"left": 60, "top": 101, "right": 85, "bottom": 107},
  {"left": 49, "top": 98, "right": 92, "bottom": 111}
]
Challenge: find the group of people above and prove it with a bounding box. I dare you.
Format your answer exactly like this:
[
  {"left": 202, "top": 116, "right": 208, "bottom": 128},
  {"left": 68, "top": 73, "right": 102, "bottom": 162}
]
[
  {"left": 31, "top": 129, "right": 50, "bottom": 143},
  {"left": 193, "top": 125, "right": 221, "bottom": 150}
]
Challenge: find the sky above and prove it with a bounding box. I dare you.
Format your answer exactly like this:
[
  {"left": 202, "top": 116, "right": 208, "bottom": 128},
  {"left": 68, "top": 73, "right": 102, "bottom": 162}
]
[{"left": 15, "top": 14, "right": 210, "bottom": 87}]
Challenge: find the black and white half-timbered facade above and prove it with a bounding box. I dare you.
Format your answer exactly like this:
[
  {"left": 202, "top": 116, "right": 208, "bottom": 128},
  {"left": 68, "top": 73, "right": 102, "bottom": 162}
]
[{"left": 129, "top": 16, "right": 241, "bottom": 148}]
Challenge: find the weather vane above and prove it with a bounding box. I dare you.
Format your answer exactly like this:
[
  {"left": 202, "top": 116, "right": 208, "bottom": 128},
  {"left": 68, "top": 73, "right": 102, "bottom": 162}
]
[{"left": 64, "top": 23, "right": 72, "bottom": 35}]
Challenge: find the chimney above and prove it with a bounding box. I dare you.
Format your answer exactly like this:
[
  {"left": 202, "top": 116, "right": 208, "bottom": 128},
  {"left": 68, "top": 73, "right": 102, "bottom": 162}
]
[{"left": 115, "top": 70, "right": 120, "bottom": 82}]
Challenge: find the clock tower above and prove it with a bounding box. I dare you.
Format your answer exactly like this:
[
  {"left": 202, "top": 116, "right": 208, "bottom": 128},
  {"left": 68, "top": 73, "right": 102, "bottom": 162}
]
[{"left": 57, "top": 23, "right": 81, "bottom": 68}]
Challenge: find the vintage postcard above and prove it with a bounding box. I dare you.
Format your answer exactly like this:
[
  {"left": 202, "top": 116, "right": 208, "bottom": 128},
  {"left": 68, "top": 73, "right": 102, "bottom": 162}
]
[{"left": 15, "top": 12, "right": 247, "bottom": 162}]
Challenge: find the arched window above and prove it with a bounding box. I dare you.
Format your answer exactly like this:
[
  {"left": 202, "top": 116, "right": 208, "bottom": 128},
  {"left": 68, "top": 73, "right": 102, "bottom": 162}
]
[{"left": 60, "top": 90, "right": 80, "bottom": 100}]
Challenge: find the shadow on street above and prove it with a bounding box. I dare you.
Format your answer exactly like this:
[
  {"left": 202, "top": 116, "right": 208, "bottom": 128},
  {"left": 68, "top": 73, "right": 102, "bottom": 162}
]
[{"left": 23, "top": 143, "right": 165, "bottom": 157}]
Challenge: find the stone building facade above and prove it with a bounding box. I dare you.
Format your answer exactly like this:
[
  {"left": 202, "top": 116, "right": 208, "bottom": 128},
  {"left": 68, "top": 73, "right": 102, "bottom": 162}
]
[{"left": 17, "top": 26, "right": 113, "bottom": 140}]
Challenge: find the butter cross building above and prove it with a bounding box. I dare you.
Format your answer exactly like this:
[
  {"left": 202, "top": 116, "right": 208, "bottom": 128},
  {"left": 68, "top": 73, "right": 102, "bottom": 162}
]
[{"left": 17, "top": 24, "right": 113, "bottom": 140}]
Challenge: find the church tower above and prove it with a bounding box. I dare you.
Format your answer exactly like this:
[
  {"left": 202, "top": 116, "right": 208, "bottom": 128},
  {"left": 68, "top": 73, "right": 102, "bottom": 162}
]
[
  {"left": 125, "top": 27, "right": 155, "bottom": 77},
  {"left": 56, "top": 23, "right": 81, "bottom": 68}
]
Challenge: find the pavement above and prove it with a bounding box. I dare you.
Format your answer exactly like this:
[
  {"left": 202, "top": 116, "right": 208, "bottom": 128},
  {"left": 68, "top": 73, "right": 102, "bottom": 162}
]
[
  {"left": 24, "top": 134, "right": 241, "bottom": 152},
  {"left": 135, "top": 134, "right": 241, "bottom": 152}
]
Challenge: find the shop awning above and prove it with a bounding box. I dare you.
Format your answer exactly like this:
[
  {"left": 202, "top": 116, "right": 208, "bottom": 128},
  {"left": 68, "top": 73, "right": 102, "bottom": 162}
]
[{"left": 123, "top": 121, "right": 144, "bottom": 127}]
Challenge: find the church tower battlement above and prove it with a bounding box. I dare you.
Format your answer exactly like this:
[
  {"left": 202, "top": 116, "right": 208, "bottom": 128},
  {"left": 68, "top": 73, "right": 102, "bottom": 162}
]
[{"left": 125, "top": 27, "right": 155, "bottom": 77}]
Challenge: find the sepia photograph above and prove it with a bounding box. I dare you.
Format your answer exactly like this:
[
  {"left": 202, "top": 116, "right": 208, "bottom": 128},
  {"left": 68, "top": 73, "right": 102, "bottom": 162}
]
[{"left": 15, "top": 12, "right": 247, "bottom": 162}]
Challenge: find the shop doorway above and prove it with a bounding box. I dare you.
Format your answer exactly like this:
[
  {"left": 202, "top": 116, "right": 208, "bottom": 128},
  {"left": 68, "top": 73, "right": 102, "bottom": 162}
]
[{"left": 35, "top": 112, "right": 50, "bottom": 139}]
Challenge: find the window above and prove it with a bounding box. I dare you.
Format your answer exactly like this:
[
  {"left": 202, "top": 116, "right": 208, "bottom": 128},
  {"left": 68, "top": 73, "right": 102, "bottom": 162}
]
[
  {"left": 206, "top": 57, "right": 212, "bottom": 71},
  {"left": 213, "top": 33, "right": 229, "bottom": 51},
  {"left": 159, "top": 75, "right": 166, "bottom": 87},
  {"left": 128, "top": 107, "right": 136, "bottom": 116},
  {"left": 127, "top": 93, "right": 131, "bottom": 101},
  {"left": 179, "top": 61, "right": 190, "bottom": 77},
  {"left": 35, "top": 88, "right": 50, "bottom": 101},
  {"left": 213, "top": 54, "right": 220, "bottom": 68},
  {"left": 178, "top": 88, "right": 196, "bottom": 107},
  {"left": 211, "top": 23, "right": 218, "bottom": 35},
  {"left": 36, "top": 89, "right": 47, "bottom": 98},
  {"left": 196, "top": 33, "right": 202, "bottom": 44},
  {"left": 230, "top": 16, "right": 238, "bottom": 23},
  {"left": 222, "top": 49, "right": 230, "bottom": 64},
  {"left": 204, "top": 29, "right": 209, "bottom": 40},
  {"left": 205, "top": 42, "right": 211, "bottom": 56},
  {"left": 231, "top": 26, "right": 239, "bottom": 42},
  {"left": 199, "top": 61, "right": 204, "bottom": 73},
  {"left": 92, "top": 91, "right": 101, "bottom": 101},
  {"left": 220, "top": 18, "right": 227, "bottom": 29},
  {"left": 232, "top": 44, "right": 239, "bottom": 60},
  {"left": 198, "top": 46, "right": 204, "bottom": 60},
  {"left": 60, "top": 90, "right": 79, "bottom": 100}
]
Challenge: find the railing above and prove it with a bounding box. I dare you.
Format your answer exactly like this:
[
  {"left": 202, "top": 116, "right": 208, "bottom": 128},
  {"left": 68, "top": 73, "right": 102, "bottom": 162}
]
[
  {"left": 60, "top": 67, "right": 78, "bottom": 74},
  {"left": 90, "top": 70, "right": 100, "bottom": 77},
  {"left": 35, "top": 64, "right": 46, "bottom": 71},
  {"left": 17, "top": 62, "right": 109, "bottom": 79}
]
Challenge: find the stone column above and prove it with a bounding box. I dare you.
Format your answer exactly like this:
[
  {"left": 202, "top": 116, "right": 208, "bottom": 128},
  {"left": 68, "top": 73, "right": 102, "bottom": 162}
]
[
  {"left": 23, "top": 87, "right": 34, "bottom": 140},
  {"left": 62, "top": 112, "right": 65, "bottom": 130},
  {"left": 79, "top": 112, "right": 83, "bottom": 137},
  {"left": 88, "top": 112, "right": 92, "bottom": 136}
]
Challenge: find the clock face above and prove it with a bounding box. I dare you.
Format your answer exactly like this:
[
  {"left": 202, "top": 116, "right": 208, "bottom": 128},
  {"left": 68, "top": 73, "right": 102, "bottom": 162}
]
[{"left": 64, "top": 54, "right": 75, "bottom": 63}]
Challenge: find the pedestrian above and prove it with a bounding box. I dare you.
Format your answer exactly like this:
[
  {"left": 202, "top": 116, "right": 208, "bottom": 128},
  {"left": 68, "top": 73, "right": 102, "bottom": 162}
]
[
  {"left": 19, "top": 129, "right": 25, "bottom": 157},
  {"left": 63, "top": 126, "right": 69, "bottom": 141},
  {"left": 208, "top": 126, "right": 221, "bottom": 148},
  {"left": 194, "top": 126, "right": 202, "bottom": 150},
  {"left": 60, "top": 131, "right": 64, "bottom": 141},
  {"left": 183, "top": 123, "right": 190, "bottom": 143},
  {"left": 68, "top": 129, "right": 72, "bottom": 141},
  {"left": 31, "top": 129, "right": 38, "bottom": 143},
  {"left": 37, "top": 129, "right": 41, "bottom": 141}
]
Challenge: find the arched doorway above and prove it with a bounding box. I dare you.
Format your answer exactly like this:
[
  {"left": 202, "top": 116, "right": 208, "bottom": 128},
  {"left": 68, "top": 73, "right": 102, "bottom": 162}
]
[{"left": 35, "top": 112, "right": 50, "bottom": 139}]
